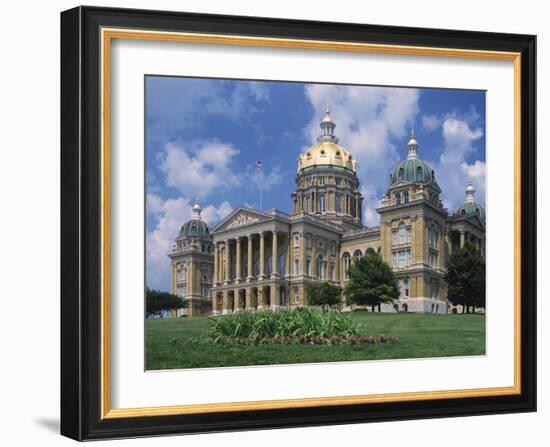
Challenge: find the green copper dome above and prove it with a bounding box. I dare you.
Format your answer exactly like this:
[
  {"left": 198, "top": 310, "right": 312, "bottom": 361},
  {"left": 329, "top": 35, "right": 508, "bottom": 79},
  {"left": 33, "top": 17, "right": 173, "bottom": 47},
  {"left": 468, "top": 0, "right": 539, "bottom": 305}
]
[
  {"left": 390, "top": 129, "right": 435, "bottom": 186},
  {"left": 390, "top": 157, "right": 435, "bottom": 185},
  {"left": 178, "top": 200, "right": 211, "bottom": 239},
  {"left": 455, "top": 201, "right": 486, "bottom": 222},
  {"left": 455, "top": 182, "right": 486, "bottom": 223}
]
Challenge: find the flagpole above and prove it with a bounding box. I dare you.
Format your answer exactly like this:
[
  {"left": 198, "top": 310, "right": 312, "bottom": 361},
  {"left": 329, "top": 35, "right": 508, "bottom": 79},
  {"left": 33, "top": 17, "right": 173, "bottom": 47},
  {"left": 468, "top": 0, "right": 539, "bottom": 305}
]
[{"left": 259, "top": 167, "right": 263, "bottom": 211}]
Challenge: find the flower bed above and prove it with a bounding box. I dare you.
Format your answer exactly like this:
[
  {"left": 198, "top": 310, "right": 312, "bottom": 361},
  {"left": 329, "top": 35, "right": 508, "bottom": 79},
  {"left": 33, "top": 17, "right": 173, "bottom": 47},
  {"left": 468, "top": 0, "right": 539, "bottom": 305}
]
[{"left": 202, "top": 308, "right": 398, "bottom": 346}]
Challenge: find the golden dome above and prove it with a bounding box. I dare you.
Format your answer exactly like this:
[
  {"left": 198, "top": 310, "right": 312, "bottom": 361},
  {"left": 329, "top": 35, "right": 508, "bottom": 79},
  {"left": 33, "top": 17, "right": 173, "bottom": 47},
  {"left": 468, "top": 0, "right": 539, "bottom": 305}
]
[
  {"left": 298, "top": 142, "right": 357, "bottom": 172},
  {"left": 298, "top": 105, "right": 357, "bottom": 173}
]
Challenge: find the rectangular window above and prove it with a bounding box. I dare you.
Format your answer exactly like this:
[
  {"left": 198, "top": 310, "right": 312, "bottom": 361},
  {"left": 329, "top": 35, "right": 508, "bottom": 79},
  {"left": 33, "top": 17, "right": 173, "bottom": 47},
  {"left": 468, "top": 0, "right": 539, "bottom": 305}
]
[
  {"left": 306, "top": 259, "right": 311, "bottom": 276},
  {"left": 392, "top": 252, "right": 398, "bottom": 268},
  {"left": 399, "top": 250, "right": 407, "bottom": 267},
  {"left": 392, "top": 231, "right": 397, "bottom": 245}
]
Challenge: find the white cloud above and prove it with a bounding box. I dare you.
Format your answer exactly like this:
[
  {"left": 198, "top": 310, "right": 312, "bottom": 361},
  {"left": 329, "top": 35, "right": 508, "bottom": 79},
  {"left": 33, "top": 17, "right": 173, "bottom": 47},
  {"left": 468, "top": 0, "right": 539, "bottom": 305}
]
[
  {"left": 158, "top": 140, "right": 240, "bottom": 198},
  {"left": 304, "top": 85, "right": 419, "bottom": 226},
  {"left": 422, "top": 114, "right": 442, "bottom": 131},
  {"left": 431, "top": 118, "right": 485, "bottom": 212},
  {"left": 147, "top": 79, "right": 270, "bottom": 147},
  {"left": 146, "top": 194, "right": 233, "bottom": 290}
]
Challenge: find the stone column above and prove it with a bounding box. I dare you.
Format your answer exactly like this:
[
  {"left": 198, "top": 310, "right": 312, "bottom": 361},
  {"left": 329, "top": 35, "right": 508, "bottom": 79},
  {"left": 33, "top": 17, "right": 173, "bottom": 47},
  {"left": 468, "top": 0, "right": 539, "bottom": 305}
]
[
  {"left": 213, "top": 243, "right": 219, "bottom": 284},
  {"left": 271, "top": 284, "right": 279, "bottom": 310},
  {"left": 335, "top": 246, "right": 341, "bottom": 282},
  {"left": 225, "top": 240, "right": 232, "bottom": 283},
  {"left": 355, "top": 194, "right": 360, "bottom": 220},
  {"left": 285, "top": 236, "right": 292, "bottom": 277},
  {"left": 212, "top": 292, "right": 218, "bottom": 315},
  {"left": 235, "top": 237, "right": 242, "bottom": 282},
  {"left": 257, "top": 287, "right": 265, "bottom": 310},
  {"left": 171, "top": 263, "right": 176, "bottom": 294},
  {"left": 460, "top": 230, "right": 465, "bottom": 248},
  {"left": 271, "top": 231, "right": 279, "bottom": 278},
  {"left": 247, "top": 234, "right": 254, "bottom": 281},
  {"left": 245, "top": 287, "right": 253, "bottom": 310},
  {"left": 222, "top": 290, "right": 230, "bottom": 315},
  {"left": 234, "top": 289, "right": 242, "bottom": 312},
  {"left": 300, "top": 232, "right": 307, "bottom": 276},
  {"left": 259, "top": 231, "right": 266, "bottom": 279},
  {"left": 311, "top": 236, "right": 317, "bottom": 278}
]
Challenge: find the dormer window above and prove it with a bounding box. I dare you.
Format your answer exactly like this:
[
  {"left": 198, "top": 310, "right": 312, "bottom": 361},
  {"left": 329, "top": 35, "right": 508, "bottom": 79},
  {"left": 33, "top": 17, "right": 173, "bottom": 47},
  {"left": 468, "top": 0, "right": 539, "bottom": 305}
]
[{"left": 398, "top": 168, "right": 404, "bottom": 179}]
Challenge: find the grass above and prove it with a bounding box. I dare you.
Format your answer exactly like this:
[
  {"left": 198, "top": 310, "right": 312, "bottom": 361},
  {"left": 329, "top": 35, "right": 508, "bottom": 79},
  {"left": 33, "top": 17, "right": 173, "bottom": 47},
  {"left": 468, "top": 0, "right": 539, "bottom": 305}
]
[{"left": 145, "top": 311, "right": 485, "bottom": 370}]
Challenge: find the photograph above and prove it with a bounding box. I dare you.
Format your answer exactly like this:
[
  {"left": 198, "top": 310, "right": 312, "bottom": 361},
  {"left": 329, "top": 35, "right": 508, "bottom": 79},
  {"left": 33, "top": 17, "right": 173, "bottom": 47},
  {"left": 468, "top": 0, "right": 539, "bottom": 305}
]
[{"left": 144, "top": 77, "right": 487, "bottom": 370}]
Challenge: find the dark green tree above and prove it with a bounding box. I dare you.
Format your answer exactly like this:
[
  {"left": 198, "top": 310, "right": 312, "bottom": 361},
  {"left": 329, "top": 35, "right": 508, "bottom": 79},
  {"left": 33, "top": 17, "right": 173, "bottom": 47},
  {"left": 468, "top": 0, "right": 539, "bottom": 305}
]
[
  {"left": 444, "top": 241, "right": 485, "bottom": 313},
  {"left": 307, "top": 282, "right": 342, "bottom": 311},
  {"left": 344, "top": 249, "right": 399, "bottom": 311},
  {"left": 146, "top": 288, "right": 187, "bottom": 317}
]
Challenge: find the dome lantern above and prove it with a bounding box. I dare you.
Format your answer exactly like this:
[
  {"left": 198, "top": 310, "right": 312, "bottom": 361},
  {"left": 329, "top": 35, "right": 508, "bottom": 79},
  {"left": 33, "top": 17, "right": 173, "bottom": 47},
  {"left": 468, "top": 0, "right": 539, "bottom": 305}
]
[
  {"left": 407, "top": 128, "right": 419, "bottom": 159},
  {"left": 191, "top": 198, "right": 202, "bottom": 218},
  {"left": 465, "top": 181, "right": 476, "bottom": 203},
  {"left": 317, "top": 104, "right": 338, "bottom": 143}
]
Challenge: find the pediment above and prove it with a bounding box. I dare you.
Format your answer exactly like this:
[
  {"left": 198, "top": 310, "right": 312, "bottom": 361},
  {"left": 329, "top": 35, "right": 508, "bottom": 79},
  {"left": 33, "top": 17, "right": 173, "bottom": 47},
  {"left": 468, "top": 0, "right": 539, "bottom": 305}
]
[{"left": 212, "top": 207, "right": 271, "bottom": 232}]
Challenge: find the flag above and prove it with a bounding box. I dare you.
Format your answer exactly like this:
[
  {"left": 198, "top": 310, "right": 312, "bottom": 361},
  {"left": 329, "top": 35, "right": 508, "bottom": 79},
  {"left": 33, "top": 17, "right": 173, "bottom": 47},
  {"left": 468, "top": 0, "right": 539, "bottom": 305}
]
[{"left": 255, "top": 160, "right": 262, "bottom": 173}]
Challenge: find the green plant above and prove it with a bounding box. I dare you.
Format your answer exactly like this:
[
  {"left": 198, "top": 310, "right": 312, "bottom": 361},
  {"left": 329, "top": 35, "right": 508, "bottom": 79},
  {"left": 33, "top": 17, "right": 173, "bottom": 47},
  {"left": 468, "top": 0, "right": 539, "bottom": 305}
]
[
  {"left": 203, "top": 308, "right": 361, "bottom": 343},
  {"left": 307, "top": 282, "right": 342, "bottom": 310},
  {"left": 344, "top": 249, "right": 399, "bottom": 311}
]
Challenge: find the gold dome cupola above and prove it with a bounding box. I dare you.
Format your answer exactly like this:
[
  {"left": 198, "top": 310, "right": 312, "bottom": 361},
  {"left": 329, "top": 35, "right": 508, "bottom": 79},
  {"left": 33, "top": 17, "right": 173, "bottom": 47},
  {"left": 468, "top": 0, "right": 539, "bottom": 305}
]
[{"left": 298, "top": 105, "right": 357, "bottom": 173}]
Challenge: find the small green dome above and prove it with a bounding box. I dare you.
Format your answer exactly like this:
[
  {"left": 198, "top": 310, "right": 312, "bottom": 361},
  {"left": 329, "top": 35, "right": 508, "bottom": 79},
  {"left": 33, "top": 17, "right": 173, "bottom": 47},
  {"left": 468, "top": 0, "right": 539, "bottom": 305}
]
[
  {"left": 179, "top": 219, "right": 210, "bottom": 239},
  {"left": 455, "top": 201, "right": 486, "bottom": 222},
  {"left": 391, "top": 157, "right": 435, "bottom": 185},
  {"left": 455, "top": 182, "right": 485, "bottom": 222},
  {"left": 178, "top": 200, "right": 211, "bottom": 239},
  {"left": 390, "top": 129, "right": 435, "bottom": 185}
]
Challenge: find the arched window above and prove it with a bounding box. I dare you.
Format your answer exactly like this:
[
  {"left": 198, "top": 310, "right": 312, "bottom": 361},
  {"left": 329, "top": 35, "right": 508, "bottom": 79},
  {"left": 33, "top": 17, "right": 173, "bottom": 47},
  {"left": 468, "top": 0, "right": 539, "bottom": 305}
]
[
  {"left": 353, "top": 250, "right": 362, "bottom": 262},
  {"left": 318, "top": 193, "right": 326, "bottom": 214},
  {"left": 395, "top": 193, "right": 401, "bottom": 205},
  {"left": 316, "top": 255, "right": 324, "bottom": 279},
  {"left": 294, "top": 259, "right": 300, "bottom": 275},
  {"left": 342, "top": 252, "right": 351, "bottom": 280},
  {"left": 403, "top": 190, "right": 409, "bottom": 203},
  {"left": 398, "top": 222, "right": 407, "bottom": 244}
]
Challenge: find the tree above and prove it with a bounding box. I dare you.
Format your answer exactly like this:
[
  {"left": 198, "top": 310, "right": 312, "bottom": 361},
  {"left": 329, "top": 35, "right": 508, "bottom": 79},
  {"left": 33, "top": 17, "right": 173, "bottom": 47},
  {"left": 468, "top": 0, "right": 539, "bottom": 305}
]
[
  {"left": 307, "top": 282, "right": 341, "bottom": 311},
  {"left": 344, "top": 249, "right": 399, "bottom": 311},
  {"left": 444, "top": 241, "right": 485, "bottom": 313},
  {"left": 146, "top": 288, "right": 187, "bottom": 317}
]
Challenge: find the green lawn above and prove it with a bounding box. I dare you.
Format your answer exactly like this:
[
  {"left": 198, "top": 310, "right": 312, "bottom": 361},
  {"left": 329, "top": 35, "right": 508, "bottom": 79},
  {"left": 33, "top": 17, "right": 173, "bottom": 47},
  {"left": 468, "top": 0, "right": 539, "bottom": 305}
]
[{"left": 145, "top": 312, "right": 485, "bottom": 370}]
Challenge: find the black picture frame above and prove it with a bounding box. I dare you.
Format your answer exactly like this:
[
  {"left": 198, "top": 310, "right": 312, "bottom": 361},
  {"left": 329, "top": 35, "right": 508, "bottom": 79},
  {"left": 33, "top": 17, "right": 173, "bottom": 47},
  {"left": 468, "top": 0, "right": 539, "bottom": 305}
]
[{"left": 61, "top": 5, "right": 536, "bottom": 441}]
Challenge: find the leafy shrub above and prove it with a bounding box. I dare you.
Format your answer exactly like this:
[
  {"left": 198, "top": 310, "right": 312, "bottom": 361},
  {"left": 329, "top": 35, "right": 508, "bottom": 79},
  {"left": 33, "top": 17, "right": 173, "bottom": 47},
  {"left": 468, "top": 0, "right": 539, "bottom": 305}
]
[{"left": 204, "top": 308, "right": 362, "bottom": 343}]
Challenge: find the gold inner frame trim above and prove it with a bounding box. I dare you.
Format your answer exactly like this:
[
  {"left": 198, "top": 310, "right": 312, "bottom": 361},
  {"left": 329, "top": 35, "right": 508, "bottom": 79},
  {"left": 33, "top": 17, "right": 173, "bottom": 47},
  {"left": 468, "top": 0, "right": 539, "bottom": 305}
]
[{"left": 100, "top": 27, "right": 522, "bottom": 420}]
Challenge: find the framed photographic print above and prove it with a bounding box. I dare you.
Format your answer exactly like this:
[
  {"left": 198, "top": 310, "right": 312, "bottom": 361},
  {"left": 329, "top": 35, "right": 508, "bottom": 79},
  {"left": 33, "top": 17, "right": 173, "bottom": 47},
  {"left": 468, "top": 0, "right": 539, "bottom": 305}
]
[{"left": 60, "top": 6, "right": 536, "bottom": 441}]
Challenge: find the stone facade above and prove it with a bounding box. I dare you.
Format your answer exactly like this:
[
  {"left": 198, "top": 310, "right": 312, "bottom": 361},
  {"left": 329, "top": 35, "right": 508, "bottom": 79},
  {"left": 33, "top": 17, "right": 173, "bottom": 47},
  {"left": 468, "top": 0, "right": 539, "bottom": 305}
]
[{"left": 169, "top": 107, "right": 485, "bottom": 316}]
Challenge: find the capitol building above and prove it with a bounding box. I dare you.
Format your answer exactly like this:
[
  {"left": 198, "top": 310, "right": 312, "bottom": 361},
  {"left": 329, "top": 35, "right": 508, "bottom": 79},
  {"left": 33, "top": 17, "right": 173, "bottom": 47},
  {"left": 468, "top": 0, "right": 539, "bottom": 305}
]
[{"left": 168, "top": 107, "right": 486, "bottom": 317}]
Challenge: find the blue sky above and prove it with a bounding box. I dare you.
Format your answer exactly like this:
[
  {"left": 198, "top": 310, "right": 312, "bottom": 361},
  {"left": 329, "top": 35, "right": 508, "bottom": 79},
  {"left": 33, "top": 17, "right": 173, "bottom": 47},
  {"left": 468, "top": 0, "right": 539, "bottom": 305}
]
[{"left": 146, "top": 76, "right": 486, "bottom": 291}]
